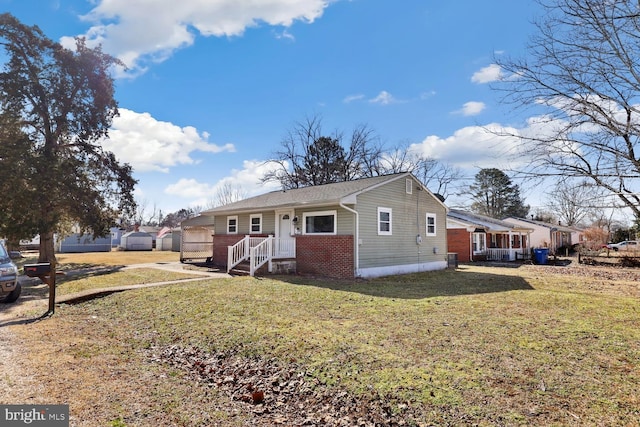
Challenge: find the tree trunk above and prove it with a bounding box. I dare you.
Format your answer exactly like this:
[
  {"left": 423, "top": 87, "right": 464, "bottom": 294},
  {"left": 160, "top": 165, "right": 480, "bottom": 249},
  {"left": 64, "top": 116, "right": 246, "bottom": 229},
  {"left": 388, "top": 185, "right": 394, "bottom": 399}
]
[
  {"left": 38, "top": 229, "right": 57, "bottom": 314},
  {"left": 38, "top": 230, "right": 57, "bottom": 266}
]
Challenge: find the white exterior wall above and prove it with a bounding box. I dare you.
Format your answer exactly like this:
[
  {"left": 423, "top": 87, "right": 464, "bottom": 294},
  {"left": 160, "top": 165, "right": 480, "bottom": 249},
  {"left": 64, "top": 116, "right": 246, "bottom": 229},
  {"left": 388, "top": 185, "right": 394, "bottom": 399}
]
[{"left": 504, "top": 218, "right": 550, "bottom": 248}]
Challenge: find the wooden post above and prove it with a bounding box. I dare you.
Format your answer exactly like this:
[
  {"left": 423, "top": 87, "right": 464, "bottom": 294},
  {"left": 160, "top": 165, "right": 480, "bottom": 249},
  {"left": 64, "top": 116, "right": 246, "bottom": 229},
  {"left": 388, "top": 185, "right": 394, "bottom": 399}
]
[
  {"left": 25, "top": 262, "right": 57, "bottom": 316},
  {"left": 47, "top": 263, "right": 56, "bottom": 314}
]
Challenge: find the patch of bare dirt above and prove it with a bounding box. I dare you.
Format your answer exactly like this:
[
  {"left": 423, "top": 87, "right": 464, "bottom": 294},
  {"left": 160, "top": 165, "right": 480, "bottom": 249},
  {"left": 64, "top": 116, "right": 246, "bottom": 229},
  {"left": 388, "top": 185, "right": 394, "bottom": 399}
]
[{"left": 0, "top": 326, "right": 47, "bottom": 404}]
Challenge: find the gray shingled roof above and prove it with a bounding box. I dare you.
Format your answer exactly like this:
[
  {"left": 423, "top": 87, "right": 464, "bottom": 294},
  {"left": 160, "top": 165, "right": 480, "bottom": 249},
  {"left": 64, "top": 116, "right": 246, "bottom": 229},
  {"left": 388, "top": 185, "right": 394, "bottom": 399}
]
[
  {"left": 503, "top": 216, "right": 576, "bottom": 233},
  {"left": 201, "top": 173, "right": 413, "bottom": 215},
  {"left": 448, "top": 209, "right": 533, "bottom": 232}
]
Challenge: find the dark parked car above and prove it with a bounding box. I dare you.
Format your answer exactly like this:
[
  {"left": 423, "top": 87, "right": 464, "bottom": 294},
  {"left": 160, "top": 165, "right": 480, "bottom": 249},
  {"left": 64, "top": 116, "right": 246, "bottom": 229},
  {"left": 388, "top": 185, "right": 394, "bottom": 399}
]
[{"left": 0, "top": 242, "right": 21, "bottom": 303}]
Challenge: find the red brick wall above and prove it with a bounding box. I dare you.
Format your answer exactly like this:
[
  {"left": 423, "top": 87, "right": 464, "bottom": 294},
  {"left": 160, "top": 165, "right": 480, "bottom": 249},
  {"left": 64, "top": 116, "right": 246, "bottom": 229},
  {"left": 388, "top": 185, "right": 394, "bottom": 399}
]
[
  {"left": 447, "top": 229, "right": 471, "bottom": 262},
  {"left": 295, "top": 235, "right": 354, "bottom": 279},
  {"left": 212, "top": 235, "right": 246, "bottom": 268},
  {"left": 212, "top": 234, "right": 354, "bottom": 278}
]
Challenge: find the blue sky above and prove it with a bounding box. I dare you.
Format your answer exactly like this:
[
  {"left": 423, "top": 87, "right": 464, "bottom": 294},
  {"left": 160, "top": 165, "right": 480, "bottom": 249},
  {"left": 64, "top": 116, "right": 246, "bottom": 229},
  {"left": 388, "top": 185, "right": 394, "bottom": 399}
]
[{"left": 3, "top": 0, "right": 547, "bottom": 216}]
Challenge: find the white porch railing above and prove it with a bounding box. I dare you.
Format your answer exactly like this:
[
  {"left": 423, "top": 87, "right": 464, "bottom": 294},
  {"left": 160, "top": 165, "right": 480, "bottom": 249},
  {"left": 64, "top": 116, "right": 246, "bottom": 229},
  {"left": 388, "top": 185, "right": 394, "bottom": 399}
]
[
  {"left": 485, "top": 248, "right": 529, "bottom": 261},
  {"left": 227, "top": 236, "right": 250, "bottom": 272},
  {"left": 227, "top": 235, "right": 296, "bottom": 275},
  {"left": 250, "top": 238, "right": 273, "bottom": 276},
  {"left": 274, "top": 238, "right": 296, "bottom": 258}
]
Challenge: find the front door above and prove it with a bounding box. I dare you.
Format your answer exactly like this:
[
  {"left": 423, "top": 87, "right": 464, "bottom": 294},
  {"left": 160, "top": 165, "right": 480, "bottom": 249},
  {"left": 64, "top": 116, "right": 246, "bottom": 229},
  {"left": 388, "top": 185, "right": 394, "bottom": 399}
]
[{"left": 276, "top": 213, "right": 295, "bottom": 257}]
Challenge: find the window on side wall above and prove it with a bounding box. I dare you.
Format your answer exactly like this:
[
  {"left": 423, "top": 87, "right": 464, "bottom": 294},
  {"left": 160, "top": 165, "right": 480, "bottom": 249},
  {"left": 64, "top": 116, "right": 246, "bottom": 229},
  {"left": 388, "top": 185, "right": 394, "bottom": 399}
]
[
  {"left": 473, "top": 232, "right": 486, "bottom": 253},
  {"left": 426, "top": 213, "right": 436, "bottom": 236},
  {"left": 377, "top": 207, "right": 392, "bottom": 235},
  {"left": 303, "top": 210, "right": 337, "bottom": 235},
  {"left": 250, "top": 214, "right": 262, "bottom": 234},
  {"left": 227, "top": 216, "right": 238, "bottom": 234}
]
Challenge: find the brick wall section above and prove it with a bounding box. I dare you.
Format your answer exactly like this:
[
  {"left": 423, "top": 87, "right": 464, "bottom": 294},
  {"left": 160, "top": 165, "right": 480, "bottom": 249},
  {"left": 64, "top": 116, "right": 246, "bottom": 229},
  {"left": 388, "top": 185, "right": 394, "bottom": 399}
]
[
  {"left": 212, "top": 234, "right": 354, "bottom": 278},
  {"left": 296, "top": 235, "right": 354, "bottom": 279},
  {"left": 212, "top": 235, "right": 247, "bottom": 269},
  {"left": 447, "top": 229, "right": 471, "bottom": 262}
]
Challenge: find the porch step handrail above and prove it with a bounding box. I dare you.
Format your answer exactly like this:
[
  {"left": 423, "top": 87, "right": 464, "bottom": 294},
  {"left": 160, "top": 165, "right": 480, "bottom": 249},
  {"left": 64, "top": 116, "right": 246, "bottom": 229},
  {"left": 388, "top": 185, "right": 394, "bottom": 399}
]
[
  {"left": 227, "top": 237, "right": 248, "bottom": 273},
  {"left": 228, "top": 236, "right": 271, "bottom": 273},
  {"left": 250, "top": 236, "right": 273, "bottom": 276}
]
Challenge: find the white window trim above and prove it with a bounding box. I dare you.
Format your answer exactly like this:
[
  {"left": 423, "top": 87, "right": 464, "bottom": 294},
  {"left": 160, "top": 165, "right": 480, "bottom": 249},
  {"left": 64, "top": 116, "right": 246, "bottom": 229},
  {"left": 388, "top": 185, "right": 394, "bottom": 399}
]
[
  {"left": 302, "top": 210, "right": 337, "bottom": 235},
  {"left": 406, "top": 179, "right": 413, "bottom": 194},
  {"left": 426, "top": 213, "right": 437, "bottom": 236},
  {"left": 473, "top": 232, "right": 486, "bottom": 254},
  {"left": 227, "top": 215, "right": 238, "bottom": 234},
  {"left": 250, "top": 214, "right": 262, "bottom": 234},
  {"left": 377, "top": 207, "right": 392, "bottom": 236}
]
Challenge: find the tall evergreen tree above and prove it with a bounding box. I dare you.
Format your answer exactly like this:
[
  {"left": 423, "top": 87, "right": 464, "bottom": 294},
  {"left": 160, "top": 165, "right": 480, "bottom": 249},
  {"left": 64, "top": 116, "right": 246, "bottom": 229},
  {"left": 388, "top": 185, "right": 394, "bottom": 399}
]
[
  {"left": 299, "top": 136, "right": 347, "bottom": 186},
  {"left": 0, "top": 14, "right": 136, "bottom": 263},
  {"left": 469, "top": 168, "right": 529, "bottom": 219}
]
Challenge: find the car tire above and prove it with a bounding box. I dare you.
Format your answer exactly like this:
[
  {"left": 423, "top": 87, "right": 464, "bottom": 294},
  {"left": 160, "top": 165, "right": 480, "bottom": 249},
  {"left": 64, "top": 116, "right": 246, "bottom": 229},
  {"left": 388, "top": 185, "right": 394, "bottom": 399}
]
[
  {"left": 2, "top": 282, "right": 21, "bottom": 303},
  {"left": 613, "top": 247, "right": 619, "bottom": 252}
]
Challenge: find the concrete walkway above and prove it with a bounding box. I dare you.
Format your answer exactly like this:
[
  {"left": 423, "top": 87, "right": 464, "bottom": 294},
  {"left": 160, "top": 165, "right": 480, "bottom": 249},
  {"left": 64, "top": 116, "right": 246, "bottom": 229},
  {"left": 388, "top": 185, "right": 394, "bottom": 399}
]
[{"left": 56, "top": 261, "right": 231, "bottom": 305}]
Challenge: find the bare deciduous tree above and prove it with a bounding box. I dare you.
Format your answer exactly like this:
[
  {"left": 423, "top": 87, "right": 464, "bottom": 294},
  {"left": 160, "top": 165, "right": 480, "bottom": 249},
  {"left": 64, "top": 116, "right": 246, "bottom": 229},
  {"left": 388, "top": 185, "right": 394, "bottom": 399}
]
[
  {"left": 209, "top": 182, "right": 247, "bottom": 208},
  {"left": 494, "top": 0, "right": 640, "bottom": 219},
  {"left": 132, "top": 198, "right": 166, "bottom": 227},
  {"left": 262, "top": 115, "right": 383, "bottom": 189},
  {"left": 545, "top": 180, "right": 608, "bottom": 226},
  {"left": 264, "top": 116, "right": 462, "bottom": 200}
]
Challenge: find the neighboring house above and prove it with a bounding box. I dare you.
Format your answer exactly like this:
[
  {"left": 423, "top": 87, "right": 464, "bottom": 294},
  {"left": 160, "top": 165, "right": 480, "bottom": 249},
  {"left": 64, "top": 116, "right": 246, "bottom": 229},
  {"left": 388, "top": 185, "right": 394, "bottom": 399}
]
[
  {"left": 503, "top": 217, "right": 575, "bottom": 254},
  {"left": 190, "top": 173, "right": 448, "bottom": 279},
  {"left": 567, "top": 225, "right": 587, "bottom": 250},
  {"left": 57, "top": 227, "right": 122, "bottom": 253},
  {"left": 447, "top": 210, "right": 533, "bottom": 262}
]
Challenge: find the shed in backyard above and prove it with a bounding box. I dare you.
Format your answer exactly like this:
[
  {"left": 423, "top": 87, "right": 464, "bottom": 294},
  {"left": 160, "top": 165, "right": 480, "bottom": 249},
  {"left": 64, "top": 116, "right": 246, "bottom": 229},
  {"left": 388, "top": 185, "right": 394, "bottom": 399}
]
[{"left": 120, "top": 231, "right": 153, "bottom": 251}]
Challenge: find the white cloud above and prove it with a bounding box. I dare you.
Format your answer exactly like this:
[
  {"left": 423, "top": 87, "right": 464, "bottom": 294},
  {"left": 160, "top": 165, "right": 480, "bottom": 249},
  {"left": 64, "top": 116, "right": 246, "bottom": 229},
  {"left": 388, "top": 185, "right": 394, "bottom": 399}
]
[
  {"left": 369, "top": 91, "right": 397, "bottom": 105},
  {"left": 458, "top": 101, "right": 486, "bottom": 116},
  {"left": 62, "top": 0, "right": 330, "bottom": 74},
  {"left": 409, "top": 124, "right": 523, "bottom": 170},
  {"left": 275, "top": 28, "right": 296, "bottom": 41},
  {"left": 471, "top": 64, "right": 503, "bottom": 84},
  {"left": 164, "top": 178, "right": 215, "bottom": 199},
  {"left": 163, "top": 160, "right": 283, "bottom": 207},
  {"left": 101, "top": 109, "right": 235, "bottom": 173},
  {"left": 343, "top": 94, "right": 365, "bottom": 103},
  {"left": 420, "top": 90, "right": 436, "bottom": 100}
]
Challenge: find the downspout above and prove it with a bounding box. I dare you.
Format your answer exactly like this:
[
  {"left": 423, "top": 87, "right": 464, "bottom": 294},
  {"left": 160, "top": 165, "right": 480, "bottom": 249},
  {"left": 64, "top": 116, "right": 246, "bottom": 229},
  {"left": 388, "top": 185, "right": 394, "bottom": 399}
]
[{"left": 340, "top": 202, "right": 359, "bottom": 276}]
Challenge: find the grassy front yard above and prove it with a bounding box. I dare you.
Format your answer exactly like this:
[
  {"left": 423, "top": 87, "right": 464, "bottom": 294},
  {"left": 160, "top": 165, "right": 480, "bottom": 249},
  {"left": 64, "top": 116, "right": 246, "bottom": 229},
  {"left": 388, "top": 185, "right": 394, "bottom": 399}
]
[{"left": 2, "top": 259, "right": 639, "bottom": 426}]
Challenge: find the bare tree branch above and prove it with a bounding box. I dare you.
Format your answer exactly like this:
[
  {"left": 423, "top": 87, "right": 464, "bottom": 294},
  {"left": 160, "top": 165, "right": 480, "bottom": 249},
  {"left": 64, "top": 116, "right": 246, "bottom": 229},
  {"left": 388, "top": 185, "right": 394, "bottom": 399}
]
[{"left": 493, "top": 0, "right": 640, "bottom": 218}]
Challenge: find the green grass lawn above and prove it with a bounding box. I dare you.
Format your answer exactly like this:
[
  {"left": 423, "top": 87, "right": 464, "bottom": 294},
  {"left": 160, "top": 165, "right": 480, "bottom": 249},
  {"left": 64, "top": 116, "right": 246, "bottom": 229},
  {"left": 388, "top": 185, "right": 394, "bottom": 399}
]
[{"left": 27, "top": 263, "right": 637, "bottom": 425}]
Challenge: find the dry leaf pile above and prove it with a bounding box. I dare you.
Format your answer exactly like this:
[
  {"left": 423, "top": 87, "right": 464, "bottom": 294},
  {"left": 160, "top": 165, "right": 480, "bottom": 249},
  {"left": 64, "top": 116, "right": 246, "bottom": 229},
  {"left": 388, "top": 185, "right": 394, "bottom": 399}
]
[{"left": 152, "top": 345, "right": 425, "bottom": 427}]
